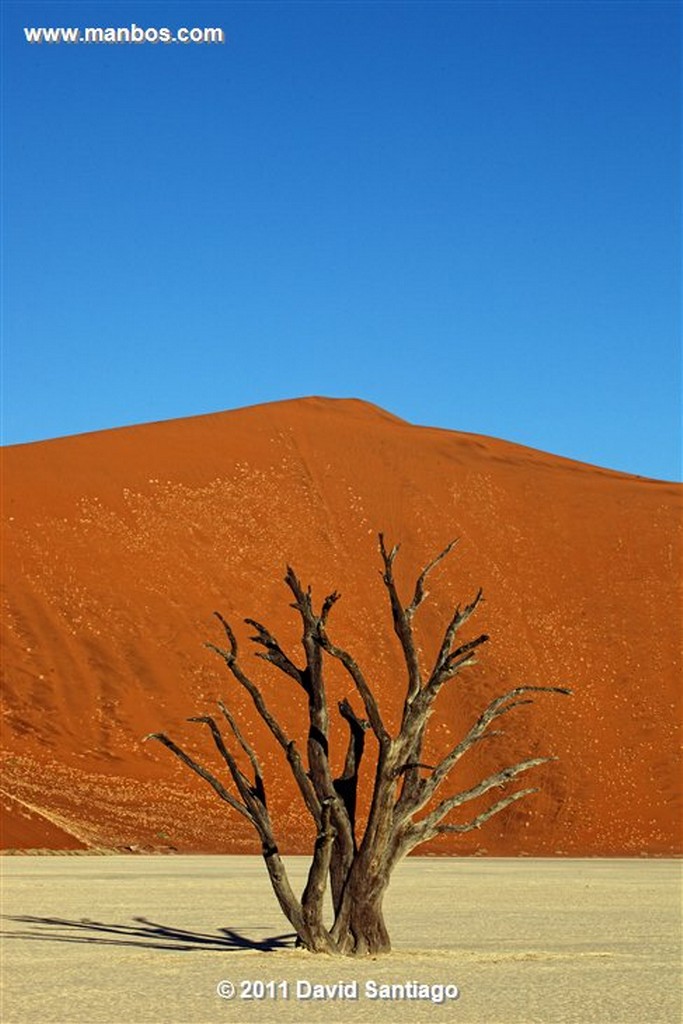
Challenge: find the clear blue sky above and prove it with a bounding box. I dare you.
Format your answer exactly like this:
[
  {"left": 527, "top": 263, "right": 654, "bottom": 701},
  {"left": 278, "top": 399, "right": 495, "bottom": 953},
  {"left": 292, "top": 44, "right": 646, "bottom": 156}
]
[{"left": 2, "top": 1, "right": 680, "bottom": 480}]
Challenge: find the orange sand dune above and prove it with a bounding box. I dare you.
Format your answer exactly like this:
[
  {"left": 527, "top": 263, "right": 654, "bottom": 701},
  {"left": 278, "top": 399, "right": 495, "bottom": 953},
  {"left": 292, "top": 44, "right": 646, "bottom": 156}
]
[{"left": 1, "top": 398, "right": 681, "bottom": 855}]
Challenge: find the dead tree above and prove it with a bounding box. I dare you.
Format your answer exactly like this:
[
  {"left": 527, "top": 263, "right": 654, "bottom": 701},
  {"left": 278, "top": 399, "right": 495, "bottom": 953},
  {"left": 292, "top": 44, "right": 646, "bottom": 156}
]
[{"left": 146, "top": 536, "right": 570, "bottom": 956}]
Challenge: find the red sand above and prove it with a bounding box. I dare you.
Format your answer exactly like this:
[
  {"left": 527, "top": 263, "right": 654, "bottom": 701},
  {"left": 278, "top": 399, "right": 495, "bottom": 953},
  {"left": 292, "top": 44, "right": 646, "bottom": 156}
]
[{"left": 1, "top": 397, "right": 681, "bottom": 855}]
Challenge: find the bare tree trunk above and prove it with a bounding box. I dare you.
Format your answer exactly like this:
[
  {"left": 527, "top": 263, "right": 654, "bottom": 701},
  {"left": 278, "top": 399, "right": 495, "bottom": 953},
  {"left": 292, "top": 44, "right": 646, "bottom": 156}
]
[
  {"left": 332, "top": 854, "right": 392, "bottom": 955},
  {"left": 338, "top": 891, "right": 391, "bottom": 956},
  {"left": 147, "top": 535, "right": 571, "bottom": 956}
]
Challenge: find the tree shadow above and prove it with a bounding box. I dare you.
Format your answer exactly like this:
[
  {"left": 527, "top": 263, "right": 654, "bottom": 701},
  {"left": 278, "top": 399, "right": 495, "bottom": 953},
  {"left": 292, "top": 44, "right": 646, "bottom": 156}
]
[{"left": 1, "top": 914, "right": 297, "bottom": 952}]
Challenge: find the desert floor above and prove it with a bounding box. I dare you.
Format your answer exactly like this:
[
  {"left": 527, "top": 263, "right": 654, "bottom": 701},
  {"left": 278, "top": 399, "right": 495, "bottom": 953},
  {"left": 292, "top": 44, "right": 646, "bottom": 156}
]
[{"left": 1, "top": 856, "right": 680, "bottom": 1024}]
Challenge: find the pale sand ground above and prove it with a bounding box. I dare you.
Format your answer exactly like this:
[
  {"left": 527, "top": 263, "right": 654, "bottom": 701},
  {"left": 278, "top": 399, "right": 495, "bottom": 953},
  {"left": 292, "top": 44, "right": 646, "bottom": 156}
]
[{"left": 0, "top": 857, "right": 680, "bottom": 1024}]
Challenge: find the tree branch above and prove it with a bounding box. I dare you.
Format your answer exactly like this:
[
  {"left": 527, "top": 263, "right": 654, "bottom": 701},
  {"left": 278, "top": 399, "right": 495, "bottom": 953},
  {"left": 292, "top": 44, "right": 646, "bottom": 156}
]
[
  {"left": 407, "top": 539, "right": 459, "bottom": 617},
  {"left": 417, "top": 756, "right": 555, "bottom": 834},
  {"left": 301, "top": 799, "right": 336, "bottom": 938},
  {"left": 443, "top": 634, "right": 490, "bottom": 672},
  {"left": 212, "top": 611, "right": 239, "bottom": 656},
  {"left": 399, "top": 685, "right": 570, "bottom": 821},
  {"left": 336, "top": 699, "right": 369, "bottom": 779},
  {"left": 245, "top": 618, "right": 304, "bottom": 689},
  {"left": 187, "top": 715, "right": 263, "bottom": 809},
  {"left": 321, "top": 590, "right": 341, "bottom": 625},
  {"left": 284, "top": 568, "right": 357, "bottom": 913},
  {"left": 216, "top": 701, "right": 267, "bottom": 805},
  {"left": 205, "top": 627, "right": 321, "bottom": 824},
  {"left": 435, "top": 787, "right": 539, "bottom": 835},
  {"left": 393, "top": 761, "right": 437, "bottom": 777},
  {"left": 429, "top": 589, "right": 485, "bottom": 680},
  {"left": 378, "top": 533, "right": 422, "bottom": 704},
  {"left": 147, "top": 722, "right": 328, "bottom": 950},
  {"left": 316, "top": 623, "right": 390, "bottom": 749},
  {"left": 284, "top": 568, "right": 329, "bottom": 738},
  {"left": 416, "top": 631, "right": 489, "bottom": 714},
  {"left": 143, "top": 732, "right": 253, "bottom": 823},
  {"left": 333, "top": 698, "right": 369, "bottom": 845}
]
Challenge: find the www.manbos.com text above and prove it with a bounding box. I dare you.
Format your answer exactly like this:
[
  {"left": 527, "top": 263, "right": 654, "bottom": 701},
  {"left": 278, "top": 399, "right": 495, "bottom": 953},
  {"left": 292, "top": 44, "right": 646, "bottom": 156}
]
[{"left": 23, "top": 23, "right": 225, "bottom": 46}]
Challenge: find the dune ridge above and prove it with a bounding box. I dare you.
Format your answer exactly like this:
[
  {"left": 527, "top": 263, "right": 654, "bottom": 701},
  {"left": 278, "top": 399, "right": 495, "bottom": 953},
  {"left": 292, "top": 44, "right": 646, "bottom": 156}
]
[{"left": 2, "top": 397, "right": 681, "bottom": 854}]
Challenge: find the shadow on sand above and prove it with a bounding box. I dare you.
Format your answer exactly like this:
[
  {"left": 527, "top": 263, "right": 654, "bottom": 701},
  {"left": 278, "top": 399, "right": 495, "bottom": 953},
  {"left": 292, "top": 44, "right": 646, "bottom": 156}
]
[{"left": 1, "top": 914, "right": 296, "bottom": 952}]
